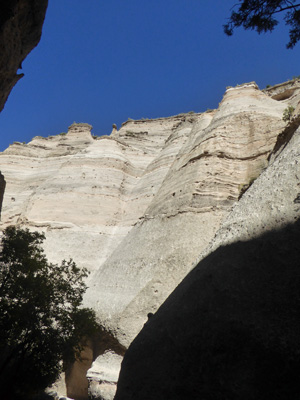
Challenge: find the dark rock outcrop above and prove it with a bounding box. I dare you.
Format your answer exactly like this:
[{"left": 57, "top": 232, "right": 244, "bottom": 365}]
[
  {"left": 0, "top": 172, "right": 5, "bottom": 218},
  {"left": 0, "top": 0, "right": 48, "bottom": 112}
]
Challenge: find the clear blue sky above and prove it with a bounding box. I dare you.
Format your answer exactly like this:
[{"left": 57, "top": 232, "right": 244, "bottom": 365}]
[{"left": 0, "top": 0, "right": 299, "bottom": 151}]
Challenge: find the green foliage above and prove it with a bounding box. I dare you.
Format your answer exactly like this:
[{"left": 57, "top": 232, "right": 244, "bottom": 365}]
[
  {"left": 59, "top": 132, "right": 67, "bottom": 136},
  {"left": 282, "top": 105, "right": 295, "bottom": 122},
  {"left": 224, "top": 1, "right": 300, "bottom": 49},
  {"left": 0, "top": 226, "right": 99, "bottom": 399}
]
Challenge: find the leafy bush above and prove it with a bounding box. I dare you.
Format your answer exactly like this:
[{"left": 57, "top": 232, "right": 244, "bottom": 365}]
[
  {"left": 282, "top": 106, "right": 295, "bottom": 122},
  {"left": 0, "top": 226, "right": 99, "bottom": 399}
]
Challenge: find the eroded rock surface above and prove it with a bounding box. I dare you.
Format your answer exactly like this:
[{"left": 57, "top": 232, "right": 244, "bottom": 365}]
[
  {"left": 0, "top": 0, "right": 48, "bottom": 111},
  {"left": 115, "top": 89, "right": 300, "bottom": 399},
  {"left": 0, "top": 81, "right": 298, "bottom": 399}
]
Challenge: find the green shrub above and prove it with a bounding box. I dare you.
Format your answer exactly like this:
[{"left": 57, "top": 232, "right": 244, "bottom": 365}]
[{"left": 282, "top": 106, "right": 295, "bottom": 122}]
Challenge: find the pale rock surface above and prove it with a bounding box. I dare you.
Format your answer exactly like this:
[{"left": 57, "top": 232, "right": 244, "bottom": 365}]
[
  {"left": 115, "top": 92, "right": 300, "bottom": 400},
  {"left": 87, "top": 351, "right": 122, "bottom": 400},
  {"left": 198, "top": 124, "right": 300, "bottom": 262},
  {"left": 85, "top": 82, "right": 286, "bottom": 345},
  {"left": 0, "top": 81, "right": 297, "bottom": 399}
]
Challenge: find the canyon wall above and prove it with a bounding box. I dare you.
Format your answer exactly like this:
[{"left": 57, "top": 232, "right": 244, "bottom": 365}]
[
  {"left": 0, "top": 80, "right": 299, "bottom": 399},
  {"left": 115, "top": 85, "right": 300, "bottom": 400}
]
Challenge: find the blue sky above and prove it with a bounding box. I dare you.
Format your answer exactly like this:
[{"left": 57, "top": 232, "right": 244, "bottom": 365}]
[{"left": 0, "top": 0, "right": 299, "bottom": 151}]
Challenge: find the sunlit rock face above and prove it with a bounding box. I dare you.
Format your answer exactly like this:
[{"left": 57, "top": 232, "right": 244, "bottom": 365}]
[
  {"left": 115, "top": 92, "right": 300, "bottom": 400},
  {"left": 0, "top": 0, "right": 48, "bottom": 111},
  {"left": 1, "top": 81, "right": 299, "bottom": 399}
]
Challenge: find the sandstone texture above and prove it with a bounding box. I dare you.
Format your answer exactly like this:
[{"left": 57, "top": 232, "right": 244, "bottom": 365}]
[
  {"left": 115, "top": 84, "right": 300, "bottom": 399},
  {"left": 0, "top": 0, "right": 48, "bottom": 112},
  {"left": 0, "top": 80, "right": 299, "bottom": 399}
]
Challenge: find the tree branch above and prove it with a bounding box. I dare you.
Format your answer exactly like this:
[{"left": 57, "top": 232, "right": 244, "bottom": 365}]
[{"left": 274, "top": 3, "right": 300, "bottom": 14}]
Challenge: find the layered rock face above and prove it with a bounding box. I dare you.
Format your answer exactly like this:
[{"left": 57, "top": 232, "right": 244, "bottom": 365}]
[
  {"left": 0, "top": 0, "right": 48, "bottom": 111},
  {"left": 0, "top": 80, "right": 299, "bottom": 399},
  {"left": 115, "top": 83, "right": 300, "bottom": 399}
]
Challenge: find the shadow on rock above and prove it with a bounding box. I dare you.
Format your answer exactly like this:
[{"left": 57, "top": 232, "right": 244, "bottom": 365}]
[{"left": 115, "top": 219, "right": 300, "bottom": 400}]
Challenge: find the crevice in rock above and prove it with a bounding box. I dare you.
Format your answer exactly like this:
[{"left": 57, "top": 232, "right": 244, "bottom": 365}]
[
  {"left": 268, "top": 115, "right": 300, "bottom": 161},
  {"left": 271, "top": 88, "right": 297, "bottom": 100},
  {"left": 181, "top": 150, "right": 270, "bottom": 169},
  {"left": 0, "top": 173, "right": 6, "bottom": 219},
  {"left": 92, "top": 327, "right": 127, "bottom": 358}
]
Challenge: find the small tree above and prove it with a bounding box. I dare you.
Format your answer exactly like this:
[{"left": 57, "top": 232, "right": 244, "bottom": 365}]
[
  {"left": 0, "top": 226, "right": 99, "bottom": 399},
  {"left": 282, "top": 105, "right": 295, "bottom": 121}
]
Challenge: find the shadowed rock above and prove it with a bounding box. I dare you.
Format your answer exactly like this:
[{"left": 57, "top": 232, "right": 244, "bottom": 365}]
[
  {"left": 0, "top": 0, "right": 48, "bottom": 112},
  {"left": 115, "top": 220, "right": 300, "bottom": 400},
  {"left": 0, "top": 173, "right": 5, "bottom": 218}
]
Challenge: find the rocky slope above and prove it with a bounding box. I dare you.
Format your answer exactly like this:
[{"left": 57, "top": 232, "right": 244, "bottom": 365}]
[
  {"left": 0, "top": 79, "right": 299, "bottom": 399},
  {"left": 0, "top": 0, "right": 48, "bottom": 112}
]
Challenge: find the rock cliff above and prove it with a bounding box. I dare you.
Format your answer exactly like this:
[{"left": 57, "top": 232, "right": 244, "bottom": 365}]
[
  {"left": 115, "top": 88, "right": 300, "bottom": 400},
  {"left": 0, "top": 0, "right": 48, "bottom": 112},
  {"left": 0, "top": 79, "right": 299, "bottom": 399}
]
